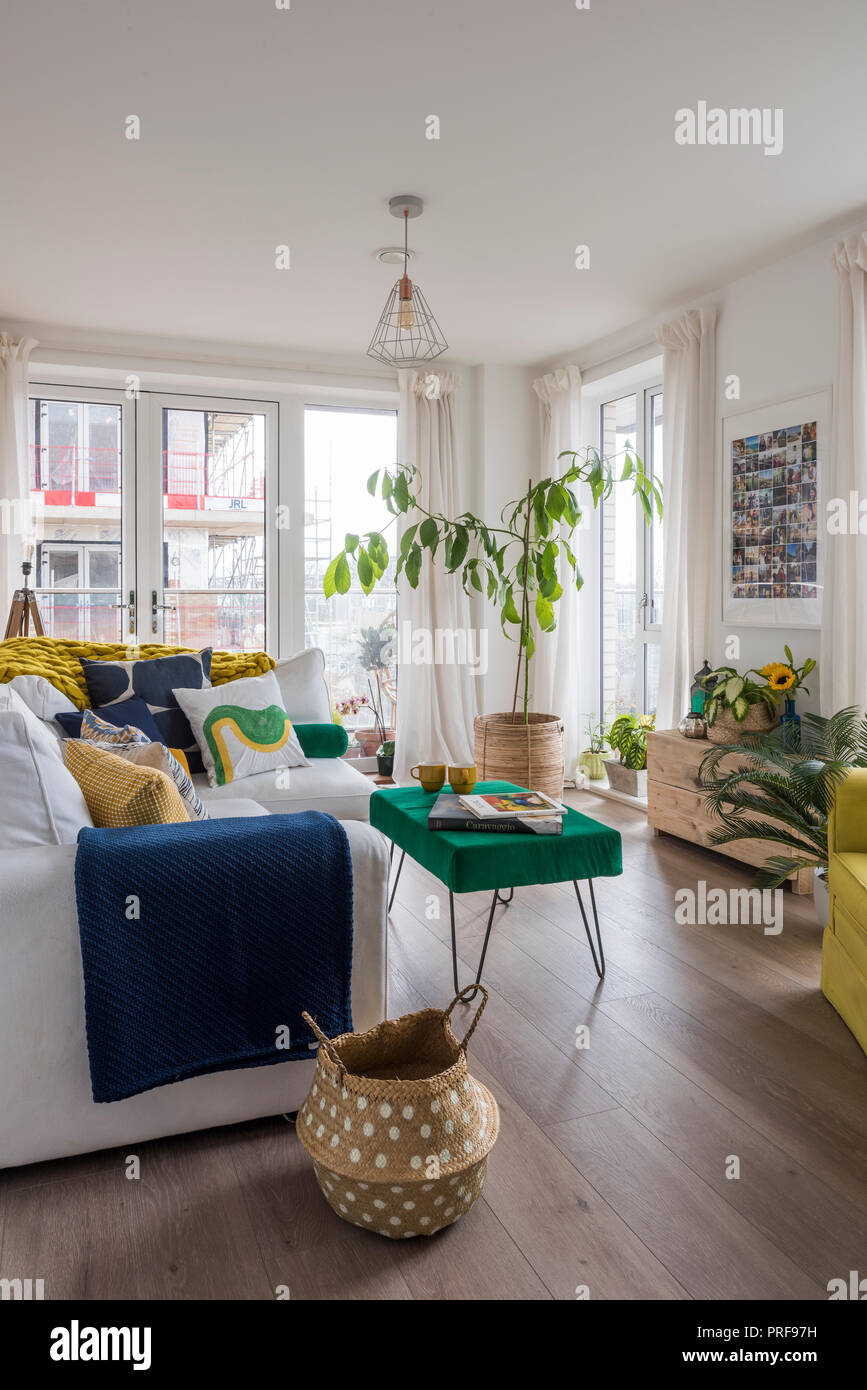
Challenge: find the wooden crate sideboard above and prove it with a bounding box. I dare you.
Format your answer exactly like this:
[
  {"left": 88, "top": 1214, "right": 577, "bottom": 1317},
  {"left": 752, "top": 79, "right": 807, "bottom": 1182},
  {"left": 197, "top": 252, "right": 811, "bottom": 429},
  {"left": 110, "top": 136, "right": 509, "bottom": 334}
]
[{"left": 645, "top": 729, "right": 813, "bottom": 894}]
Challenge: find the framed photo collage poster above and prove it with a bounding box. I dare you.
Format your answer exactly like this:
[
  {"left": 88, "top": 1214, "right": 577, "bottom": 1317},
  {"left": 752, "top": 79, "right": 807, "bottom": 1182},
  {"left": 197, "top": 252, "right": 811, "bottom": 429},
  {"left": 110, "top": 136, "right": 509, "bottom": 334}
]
[{"left": 722, "top": 389, "right": 829, "bottom": 627}]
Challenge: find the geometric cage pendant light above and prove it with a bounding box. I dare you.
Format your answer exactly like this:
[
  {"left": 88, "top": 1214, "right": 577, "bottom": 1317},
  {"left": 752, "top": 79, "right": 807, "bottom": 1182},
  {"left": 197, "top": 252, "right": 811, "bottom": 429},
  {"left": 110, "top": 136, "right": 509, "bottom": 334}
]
[{"left": 367, "top": 195, "right": 448, "bottom": 367}]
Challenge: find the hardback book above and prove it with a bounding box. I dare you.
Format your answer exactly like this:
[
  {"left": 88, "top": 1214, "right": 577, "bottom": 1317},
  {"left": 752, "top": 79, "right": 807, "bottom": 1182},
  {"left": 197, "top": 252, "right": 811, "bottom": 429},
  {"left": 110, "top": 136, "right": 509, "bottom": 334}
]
[
  {"left": 428, "top": 794, "right": 563, "bottom": 835},
  {"left": 459, "top": 790, "right": 564, "bottom": 819}
]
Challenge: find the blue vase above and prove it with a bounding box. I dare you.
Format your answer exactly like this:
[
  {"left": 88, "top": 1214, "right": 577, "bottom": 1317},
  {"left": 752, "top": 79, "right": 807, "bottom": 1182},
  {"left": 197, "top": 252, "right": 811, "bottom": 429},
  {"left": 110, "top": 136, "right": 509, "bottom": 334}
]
[{"left": 780, "top": 696, "right": 800, "bottom": 742}]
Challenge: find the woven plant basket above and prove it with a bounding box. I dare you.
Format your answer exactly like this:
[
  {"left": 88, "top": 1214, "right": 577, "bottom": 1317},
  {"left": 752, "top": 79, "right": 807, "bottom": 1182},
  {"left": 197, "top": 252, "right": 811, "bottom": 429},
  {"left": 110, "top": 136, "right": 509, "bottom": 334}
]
[
  {"left": 297, "top": 987, "right": 499, "bottom": 1240},
  {"left": 706, "top": 702, "right": 779, "bottom": 746},
  {"left": 474, "top": 711, "right": 565, "bottom": 799}
]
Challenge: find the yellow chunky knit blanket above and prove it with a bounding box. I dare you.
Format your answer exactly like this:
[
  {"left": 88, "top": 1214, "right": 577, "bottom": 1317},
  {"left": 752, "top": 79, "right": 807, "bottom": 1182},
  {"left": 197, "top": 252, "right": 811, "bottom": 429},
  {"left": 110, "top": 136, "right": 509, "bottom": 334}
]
[{"left": 0, "top": 638, "right": 274, "bottom": 710}]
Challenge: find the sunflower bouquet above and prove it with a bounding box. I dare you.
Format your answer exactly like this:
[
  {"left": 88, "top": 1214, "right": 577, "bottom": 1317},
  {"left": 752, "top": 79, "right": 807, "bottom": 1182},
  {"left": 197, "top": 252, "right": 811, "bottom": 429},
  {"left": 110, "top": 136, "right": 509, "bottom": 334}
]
[
  {"left": 701, "top": 647, "right": 815, "bottom": 727},
  {"left": 758, "top": 646, "right": 816, "bottom": 701}
]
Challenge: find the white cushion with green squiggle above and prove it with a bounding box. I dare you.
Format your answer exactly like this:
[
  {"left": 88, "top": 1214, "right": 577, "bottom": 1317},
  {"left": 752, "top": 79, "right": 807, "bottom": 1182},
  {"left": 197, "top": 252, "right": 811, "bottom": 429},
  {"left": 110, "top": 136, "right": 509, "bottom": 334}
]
[{"left": 172, "top": 671, "right": 310, "bottom": 789}]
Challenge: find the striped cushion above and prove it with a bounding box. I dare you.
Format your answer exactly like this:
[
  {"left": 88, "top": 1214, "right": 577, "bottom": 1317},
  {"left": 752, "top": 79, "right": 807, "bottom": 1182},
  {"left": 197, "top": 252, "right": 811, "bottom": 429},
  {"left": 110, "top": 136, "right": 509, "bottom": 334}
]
[
  {"left": 64, "top": 741, "right": 189, "bottom": 828},
  {"left": 80, "top": 708, "right": 152, "bottom": 747}
]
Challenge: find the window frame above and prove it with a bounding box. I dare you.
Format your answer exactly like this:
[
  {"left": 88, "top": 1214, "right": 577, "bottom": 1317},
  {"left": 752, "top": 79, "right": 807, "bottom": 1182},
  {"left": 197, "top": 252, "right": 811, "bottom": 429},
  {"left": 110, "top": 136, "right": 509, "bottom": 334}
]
[{"left": 598, "top": 375, "right": 663, "bottom": 717}]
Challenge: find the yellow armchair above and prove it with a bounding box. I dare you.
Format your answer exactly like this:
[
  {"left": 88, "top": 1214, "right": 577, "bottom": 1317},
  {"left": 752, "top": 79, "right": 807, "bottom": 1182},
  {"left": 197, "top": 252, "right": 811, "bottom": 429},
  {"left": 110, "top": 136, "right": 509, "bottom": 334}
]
[{"left": 822, "top": 768, "right": 867, "bottom": 1053}]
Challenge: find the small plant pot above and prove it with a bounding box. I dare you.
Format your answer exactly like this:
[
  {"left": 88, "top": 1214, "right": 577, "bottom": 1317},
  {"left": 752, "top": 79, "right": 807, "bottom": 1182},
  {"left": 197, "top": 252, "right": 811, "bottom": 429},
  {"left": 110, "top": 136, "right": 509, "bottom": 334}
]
[
  {"left": 813, "top": 868, "right": 829, "bottom": 929},
  {"left": 377, "top": 753, "right": 394, "bottom": 778},
  {"left": 579, "top": 750, "right": 607, "bottom": 780},
  {"left": 706, "top": 703, "right": 778, "bottom": 746},
  {"left": 355, "top": 727, "right": 394, "bottom": 758},
  {"left": 605, "top": 760, "right": 647, "bottom": 799}
]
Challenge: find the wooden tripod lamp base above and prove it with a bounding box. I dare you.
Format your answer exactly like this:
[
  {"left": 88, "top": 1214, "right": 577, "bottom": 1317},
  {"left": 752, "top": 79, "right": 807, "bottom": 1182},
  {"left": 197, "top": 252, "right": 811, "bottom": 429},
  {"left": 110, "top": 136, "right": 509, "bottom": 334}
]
[{"left": 4, "top": 560, "right": 44, "bottom": 639}]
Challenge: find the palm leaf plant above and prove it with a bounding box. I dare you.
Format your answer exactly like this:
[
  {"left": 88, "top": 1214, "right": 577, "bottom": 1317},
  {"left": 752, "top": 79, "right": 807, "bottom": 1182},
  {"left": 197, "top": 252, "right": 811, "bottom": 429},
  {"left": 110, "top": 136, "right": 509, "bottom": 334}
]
[
  {"left": 698, "top": 706, "right": 867, "bottom": 888},
  {"left": 323, "top": 446, "right": 662, "bottom": 724}
]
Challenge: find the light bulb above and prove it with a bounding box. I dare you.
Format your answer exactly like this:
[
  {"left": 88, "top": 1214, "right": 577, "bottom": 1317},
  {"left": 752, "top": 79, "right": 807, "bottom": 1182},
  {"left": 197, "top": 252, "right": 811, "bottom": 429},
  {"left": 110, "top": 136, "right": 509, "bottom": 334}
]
[{"left": 398, "top": 274, "right": 415, "bottom": 330}]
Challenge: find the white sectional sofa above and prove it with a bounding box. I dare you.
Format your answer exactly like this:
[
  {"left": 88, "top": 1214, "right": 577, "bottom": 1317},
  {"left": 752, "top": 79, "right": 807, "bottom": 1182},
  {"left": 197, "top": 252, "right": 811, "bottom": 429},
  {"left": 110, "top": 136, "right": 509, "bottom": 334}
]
[{"left": 0, "top": 647, "right": 389, "bottom": 1170}]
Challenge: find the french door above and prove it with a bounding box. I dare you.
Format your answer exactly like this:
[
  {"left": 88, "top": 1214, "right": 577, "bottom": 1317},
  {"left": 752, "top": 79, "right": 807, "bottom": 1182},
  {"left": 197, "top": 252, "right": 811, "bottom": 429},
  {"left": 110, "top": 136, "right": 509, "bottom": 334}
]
[{"left": 28, "top": 385, "right": 278, "bottom": 653}]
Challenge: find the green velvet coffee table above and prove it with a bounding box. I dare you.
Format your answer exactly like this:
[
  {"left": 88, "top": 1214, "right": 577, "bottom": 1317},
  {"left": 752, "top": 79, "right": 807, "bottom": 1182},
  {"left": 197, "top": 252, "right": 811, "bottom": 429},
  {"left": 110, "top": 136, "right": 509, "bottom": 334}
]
[{"left": 370, "top": 780, "right": 622, "bottom": 994}]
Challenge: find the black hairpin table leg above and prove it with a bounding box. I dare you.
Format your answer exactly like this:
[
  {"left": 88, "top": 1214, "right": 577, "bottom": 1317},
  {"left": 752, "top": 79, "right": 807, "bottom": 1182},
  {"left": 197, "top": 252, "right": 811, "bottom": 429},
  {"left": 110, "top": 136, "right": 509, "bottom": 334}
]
[
  {"left": 388, "top": 847, "right": 406, "bottom": 912},
  {"left": 448, "top": 885, "right": 513, "bottom": 999},
  {"left": 574, "top": 878, "right": 605, "bottom": 978}
]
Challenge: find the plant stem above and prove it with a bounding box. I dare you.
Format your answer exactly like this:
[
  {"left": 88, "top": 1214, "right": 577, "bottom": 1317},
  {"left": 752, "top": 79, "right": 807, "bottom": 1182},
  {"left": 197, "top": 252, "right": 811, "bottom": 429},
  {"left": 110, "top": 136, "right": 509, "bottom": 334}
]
[{"left": 511, "top": 478, "right": 533, "bottom": 724}]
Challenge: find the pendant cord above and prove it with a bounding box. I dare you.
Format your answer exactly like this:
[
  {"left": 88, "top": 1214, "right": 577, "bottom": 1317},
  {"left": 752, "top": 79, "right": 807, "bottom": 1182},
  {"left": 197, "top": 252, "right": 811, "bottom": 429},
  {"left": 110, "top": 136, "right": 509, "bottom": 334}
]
[{"left": 404, "top": 210, "right": 409, "bottom": 277}]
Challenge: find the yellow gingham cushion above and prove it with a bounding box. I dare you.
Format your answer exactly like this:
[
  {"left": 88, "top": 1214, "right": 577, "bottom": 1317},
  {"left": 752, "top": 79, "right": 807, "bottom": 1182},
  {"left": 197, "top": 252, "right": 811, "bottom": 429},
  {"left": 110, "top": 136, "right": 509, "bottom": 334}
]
[{"left": 64, "top": 741, "right": 189, "bottom": 828}]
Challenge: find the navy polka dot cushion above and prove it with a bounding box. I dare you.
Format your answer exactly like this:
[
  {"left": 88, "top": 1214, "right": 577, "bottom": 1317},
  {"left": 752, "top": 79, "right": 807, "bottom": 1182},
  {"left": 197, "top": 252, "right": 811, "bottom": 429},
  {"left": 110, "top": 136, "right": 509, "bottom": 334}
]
[{"left": 79, "top": 649, "right": 213, "bottom": 773}]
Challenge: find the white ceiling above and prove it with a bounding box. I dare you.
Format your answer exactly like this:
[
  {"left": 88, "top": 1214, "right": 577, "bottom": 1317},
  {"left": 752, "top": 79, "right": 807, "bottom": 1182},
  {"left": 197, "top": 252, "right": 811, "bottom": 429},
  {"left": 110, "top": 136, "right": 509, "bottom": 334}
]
[{"left": 1, "top": 0, "right": 866, "bottom": 367}]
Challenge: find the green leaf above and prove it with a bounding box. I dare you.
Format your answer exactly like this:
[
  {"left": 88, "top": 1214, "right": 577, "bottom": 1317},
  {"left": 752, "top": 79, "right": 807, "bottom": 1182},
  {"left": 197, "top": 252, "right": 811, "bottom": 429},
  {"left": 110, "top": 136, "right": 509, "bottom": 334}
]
[
  {"left": 366, "top": 470, "right": 380, "bottom": 497},
  {"left": 344, "top": 533, "right": 359, "bottom": 554},
  {"left": 535, "top": 592, "right": 555, "bottom": 631},
  {"left": 533, "top": 489, "right": 549, "bottom": 538},
  {"left": 393, "top": 472, "right": 410, "bottom": 512},
  {"left": 725, "top": 675, "right": 745, "bottom": 704},
  {"left": 367, "top": 531, "right": 388, "bottom": 575},
  {"left": 470, "top": 565, "right": 482, "bottom": 592},
  {"left": 419, "top": 518, "right": 439, "bottom": 557},
  {"left": 784, "top": 645, "right": 793, "bottom": 666},
  {"left": 501, "top": 587, "right": 521, "bottom": 625},
  {"left": 546, "top": 482, "right": 565, "bottom": 522},
  {"left": 334, "top": 553, "right": 351, "bottom": 596},
  {"left": 323, "top": 554, "right": 342, "bottom": 598},
  {"left": 446, "top": 523, "right": 469, "bottom": 572},
  {"left": 405, "top": 543, "right": 422, "bottom": 589},
  {"left": 399, "top": 523, "right": 419, "bottom": 561},
  {"left": 356, "top": 547, "right": 374, "bottom": 595},
  {"left": 732, "top": 693, "right": 750, "bottom": 722}
]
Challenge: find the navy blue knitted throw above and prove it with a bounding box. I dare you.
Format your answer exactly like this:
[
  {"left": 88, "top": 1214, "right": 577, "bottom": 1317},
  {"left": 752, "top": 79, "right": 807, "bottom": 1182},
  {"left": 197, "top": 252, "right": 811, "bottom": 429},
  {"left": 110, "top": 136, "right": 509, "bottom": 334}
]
[{"left": 74, "top": 814, "right": 354, "bottom": 1102}]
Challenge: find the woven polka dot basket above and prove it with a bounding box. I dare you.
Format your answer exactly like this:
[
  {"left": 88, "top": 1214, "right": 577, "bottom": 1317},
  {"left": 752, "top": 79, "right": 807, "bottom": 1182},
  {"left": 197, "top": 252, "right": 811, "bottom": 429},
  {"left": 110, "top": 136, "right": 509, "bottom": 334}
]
[{"left": 298, "top": 986, "right": 499, "bottom": 1239}]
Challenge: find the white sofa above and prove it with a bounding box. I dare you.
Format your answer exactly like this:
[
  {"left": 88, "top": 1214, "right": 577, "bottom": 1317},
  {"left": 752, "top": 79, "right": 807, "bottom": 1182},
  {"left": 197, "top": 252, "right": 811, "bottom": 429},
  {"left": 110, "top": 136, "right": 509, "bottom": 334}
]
[{"left": 0, "top": 649, "right": 389, "bottom": 1170}]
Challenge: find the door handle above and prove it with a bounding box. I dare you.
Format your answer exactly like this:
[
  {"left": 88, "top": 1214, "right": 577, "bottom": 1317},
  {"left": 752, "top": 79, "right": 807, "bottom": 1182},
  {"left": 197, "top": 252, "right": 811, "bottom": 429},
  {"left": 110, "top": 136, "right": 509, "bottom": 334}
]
[{"left": 151, "top": 589, "right": 177, "bottom": 634}]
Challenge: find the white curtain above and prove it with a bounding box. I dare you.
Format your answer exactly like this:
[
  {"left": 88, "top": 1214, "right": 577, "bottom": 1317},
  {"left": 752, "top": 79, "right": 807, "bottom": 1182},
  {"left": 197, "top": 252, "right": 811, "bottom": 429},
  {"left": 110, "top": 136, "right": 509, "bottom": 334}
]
[
  {"left": 820, "top": 234, "right": 867, "bottom": 715},
  {"left": 0, "top": 334, "right": 38, "bottom": 604},
  {"left": 655, "top": 307, "right": 717, "bottom": 730},
  {"left": 532, "top": 365, "right": 586, "bottom": 780},
  {"left": 393, "top": 370, "right": 478, "bottom": 782}
]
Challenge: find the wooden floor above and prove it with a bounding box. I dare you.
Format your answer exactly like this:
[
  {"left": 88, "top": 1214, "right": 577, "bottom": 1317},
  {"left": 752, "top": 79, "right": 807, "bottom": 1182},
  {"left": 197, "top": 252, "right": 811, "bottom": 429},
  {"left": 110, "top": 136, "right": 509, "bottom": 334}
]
[{"left": 2, "top": 791, "right": 865, "bottom": 1300}]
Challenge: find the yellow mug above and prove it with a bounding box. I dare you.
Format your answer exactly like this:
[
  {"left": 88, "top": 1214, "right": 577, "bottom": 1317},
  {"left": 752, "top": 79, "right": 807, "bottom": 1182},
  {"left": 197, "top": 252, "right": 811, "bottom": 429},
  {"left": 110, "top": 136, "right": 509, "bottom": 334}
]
[
  {"left": 448, "top": 764, "right": 477, "bottom": 795},
  {"left": 410, "top": 763, "right": 446, "bottom": 794}
]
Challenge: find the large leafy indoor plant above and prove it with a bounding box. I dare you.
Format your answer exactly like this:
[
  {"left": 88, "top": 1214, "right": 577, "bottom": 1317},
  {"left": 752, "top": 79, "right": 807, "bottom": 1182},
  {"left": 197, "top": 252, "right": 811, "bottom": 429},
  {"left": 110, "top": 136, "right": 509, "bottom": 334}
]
[
  {"left": 322, "top": 447, "right": 662, "bottom": 793},
  {"left": 699, "top": 706, "right": 867, "bottom": 919}
]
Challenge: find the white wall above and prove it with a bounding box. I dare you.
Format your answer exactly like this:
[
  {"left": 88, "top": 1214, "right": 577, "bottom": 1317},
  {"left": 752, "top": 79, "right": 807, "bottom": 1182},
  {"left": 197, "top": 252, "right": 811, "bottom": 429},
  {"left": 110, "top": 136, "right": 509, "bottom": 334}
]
[
  {"left": 712, "top": 240, "right": 835, "bottom": 713},
  {"left": 534, "top": 228, "right": 847, "bottom": 717}
]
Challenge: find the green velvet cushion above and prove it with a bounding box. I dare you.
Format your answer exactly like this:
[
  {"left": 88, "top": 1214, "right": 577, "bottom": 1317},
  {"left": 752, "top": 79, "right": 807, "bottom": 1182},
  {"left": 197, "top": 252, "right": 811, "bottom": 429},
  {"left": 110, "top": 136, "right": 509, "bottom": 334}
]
[
  {"left": 294, "top": 722, "right": 349, "bottom": 759},
  {"left": 370, "top": 780, "right": 622, "bottom": 893}
]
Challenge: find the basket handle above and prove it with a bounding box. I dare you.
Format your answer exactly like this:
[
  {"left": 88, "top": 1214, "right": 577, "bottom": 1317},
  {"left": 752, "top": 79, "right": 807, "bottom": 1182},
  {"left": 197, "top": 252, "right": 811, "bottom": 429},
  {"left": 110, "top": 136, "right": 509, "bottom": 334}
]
[
  {"left": 302, "top": 1011, "right": 345, "bottom": 1080},
  {"left": 442, "top": 985, "right": 489, "bottom": 1050}
]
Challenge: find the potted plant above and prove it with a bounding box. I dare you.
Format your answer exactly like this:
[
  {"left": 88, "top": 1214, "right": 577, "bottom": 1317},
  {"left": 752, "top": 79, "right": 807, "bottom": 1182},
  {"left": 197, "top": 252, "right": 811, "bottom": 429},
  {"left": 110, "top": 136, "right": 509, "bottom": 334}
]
[
  {"left": 334, "top": 694, "right": 371, "bottom": 756},
  {"left": 699, "top": 705, "right": 865, "bottom": 926},
  {"left": 376, "top": 739, "right": 395, "bottom": 778},
  {"left": 702, "top": 650, "right": 815, "bottom": 745},
  {"left": 322, "top": 447, "right": 662, "bottom": 798},
  {"left": 354, "top": 621, "right": 395, "bottom": 755},
  {"left": 578, "top": 716, "right": 608, "bottom": 781},
  {"left": 605, "top": 713, "right": 655, "bottom": 798}
]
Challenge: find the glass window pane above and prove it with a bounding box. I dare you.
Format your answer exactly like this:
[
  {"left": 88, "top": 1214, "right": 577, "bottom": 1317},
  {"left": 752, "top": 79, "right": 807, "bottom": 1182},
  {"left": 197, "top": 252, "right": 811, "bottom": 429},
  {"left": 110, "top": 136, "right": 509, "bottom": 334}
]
[
  {"left": 29, "top": 398, "right": 123, "bottom": 642},
  {"left": 162, "top": 408, "right": 266, "bottom": 652},
  {"left": 600, "top": 395, "right": 638, "bottom": 717},
  {"left": 88, "top": 547, "right": 119, "bottom": 589},
  {"left": 304, "top": 407, "right": 398, "bottom": 748}
]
